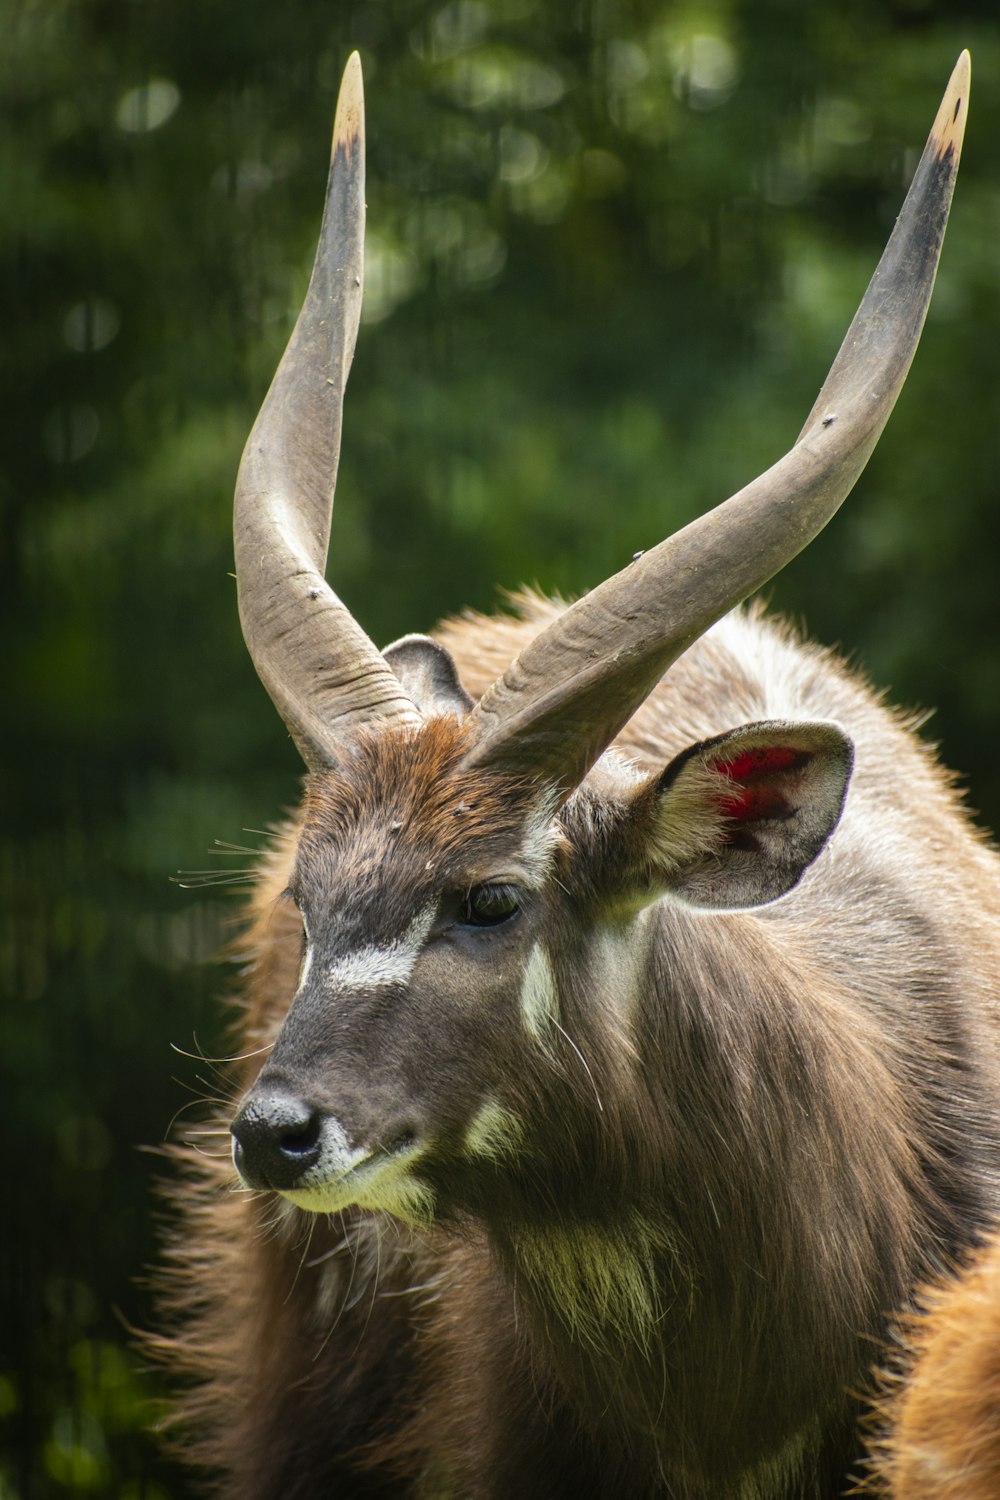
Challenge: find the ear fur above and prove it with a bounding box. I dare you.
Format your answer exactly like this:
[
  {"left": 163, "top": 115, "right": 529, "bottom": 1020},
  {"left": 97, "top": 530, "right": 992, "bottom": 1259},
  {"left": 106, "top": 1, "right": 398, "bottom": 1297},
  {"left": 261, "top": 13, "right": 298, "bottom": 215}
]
[
  {"left": 640, "top": 719, "right": 853, "bottom": 911},
  {"left": 383, "top": 635, "right": 474, "bottom": 719}
]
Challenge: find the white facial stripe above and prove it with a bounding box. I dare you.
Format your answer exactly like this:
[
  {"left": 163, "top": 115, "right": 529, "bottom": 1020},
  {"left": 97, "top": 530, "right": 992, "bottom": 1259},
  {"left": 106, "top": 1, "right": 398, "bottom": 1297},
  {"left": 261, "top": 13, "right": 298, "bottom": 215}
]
[
  {"left": 463, "top": 1100, "right": 524, "bottom": 1163},
  {"left": 520, "top": 941, "right": 559, "bottom": 1039},
  {"left": 300, "top": 943, "right": 314, "bottom": 987},
  {"left": 324, "top": 945, "right": 418, "bottom": 990},
  {"left": 323, "top": 902, "right": 438, "bottom": 993}
]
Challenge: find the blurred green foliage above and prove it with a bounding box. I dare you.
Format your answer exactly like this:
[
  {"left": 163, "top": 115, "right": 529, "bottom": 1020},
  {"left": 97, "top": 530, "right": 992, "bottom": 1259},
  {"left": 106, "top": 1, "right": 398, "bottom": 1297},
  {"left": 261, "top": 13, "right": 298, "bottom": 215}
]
[{"left": 3, "top": 0, "right": 1000, "bottom": 1493}]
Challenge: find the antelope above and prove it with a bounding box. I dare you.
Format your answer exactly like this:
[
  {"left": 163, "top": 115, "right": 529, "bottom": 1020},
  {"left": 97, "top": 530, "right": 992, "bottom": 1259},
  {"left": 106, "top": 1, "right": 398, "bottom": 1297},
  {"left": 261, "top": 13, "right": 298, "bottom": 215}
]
[
  {"left": 870, "top": 1228, "right": 1000, "bottom": 1498},
  {"left": 158, "top": 50, "right": 1000, "bottom": 1499}
]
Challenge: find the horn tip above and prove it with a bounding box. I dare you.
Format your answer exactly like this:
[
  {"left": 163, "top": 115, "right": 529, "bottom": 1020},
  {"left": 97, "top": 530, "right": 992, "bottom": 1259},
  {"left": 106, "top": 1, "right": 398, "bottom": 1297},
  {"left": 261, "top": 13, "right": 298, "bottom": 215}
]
[
  {"left": 929, "top": 49, "right": 970, "bottom": 167},
  {"left": 333, "top": 51, "right": 365, "bottom": 159}
]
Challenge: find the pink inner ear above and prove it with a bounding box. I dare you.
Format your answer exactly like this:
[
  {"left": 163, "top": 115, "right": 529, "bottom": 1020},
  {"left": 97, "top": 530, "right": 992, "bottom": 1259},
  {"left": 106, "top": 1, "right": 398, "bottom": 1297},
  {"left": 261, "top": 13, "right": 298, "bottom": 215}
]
[{"left": 712, "top": 746, "right": 803, "bottom": 823}]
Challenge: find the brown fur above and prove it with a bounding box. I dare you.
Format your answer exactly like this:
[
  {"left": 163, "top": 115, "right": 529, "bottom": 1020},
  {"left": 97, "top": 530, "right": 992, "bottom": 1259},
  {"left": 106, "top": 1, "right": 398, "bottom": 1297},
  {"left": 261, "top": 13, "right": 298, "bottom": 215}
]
[
  {"left": 869, "top": 1229, "right": 1000, "bottom": 1498},
  {"left": 155, "top": 596, "right": 1000, "bottom": 1499}
]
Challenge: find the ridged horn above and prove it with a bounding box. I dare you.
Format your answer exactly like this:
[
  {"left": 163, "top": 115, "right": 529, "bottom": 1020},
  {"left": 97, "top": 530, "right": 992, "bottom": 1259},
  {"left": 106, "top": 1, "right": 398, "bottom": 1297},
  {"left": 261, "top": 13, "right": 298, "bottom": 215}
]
[
  {"left": 463, "top": 52, "right": 970, "bottom": 792},
  {"left": 234, "top": 52, "right": 419, "bottom": 769}
]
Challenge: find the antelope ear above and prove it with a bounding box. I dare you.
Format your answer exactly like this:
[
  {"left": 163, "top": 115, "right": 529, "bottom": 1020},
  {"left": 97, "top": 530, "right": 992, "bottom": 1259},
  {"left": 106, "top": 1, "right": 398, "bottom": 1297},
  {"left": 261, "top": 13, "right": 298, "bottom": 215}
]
[
  {"left": 645, "top": 720, "right": 853, "bottom": 910},
  {"left": 383, "top": 635, "right": 474, "bottom": 719}
]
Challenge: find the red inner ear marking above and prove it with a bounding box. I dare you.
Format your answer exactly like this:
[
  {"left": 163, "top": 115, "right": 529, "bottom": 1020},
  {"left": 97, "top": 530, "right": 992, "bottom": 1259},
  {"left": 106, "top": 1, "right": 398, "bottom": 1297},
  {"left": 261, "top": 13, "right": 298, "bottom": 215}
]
[
  {"left": 714, "top": 746, "right": 799, "bottom": 782},
  {"left": 713, "top": 745, "right": 804, "bottom": 824},
  {"left": 717, "top": 785, "right": 791, "bottom": 821}
]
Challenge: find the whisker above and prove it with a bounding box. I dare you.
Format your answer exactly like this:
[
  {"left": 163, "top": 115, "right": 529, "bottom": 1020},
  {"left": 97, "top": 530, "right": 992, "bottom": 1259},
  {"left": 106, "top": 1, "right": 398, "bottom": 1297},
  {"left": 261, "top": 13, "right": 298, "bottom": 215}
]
[
  {"left": 354, "top": 1216, "right": 383, "bottom": 1353},
  {"left": 378, "top": 1278, "right": 441, "bottom": 1299},
  {"left": 313, "top": 1219, "right": 364, "bottom": 1361},
  {"left": 168, "top": 1074, "right": 233, "bottom": 1110},
  {"left": 163, "top": 1095, "right": 225, "bottom": 1138},
  {"left": 284, "top": 1214, "right": 318, "bottom": 1305},
  {"left": 171, "top": 1039, "right": 274, "bottom": 1065},
  {"left": 214, "top": 838, "right": 265, "bottom": 855},
  {"left": 193, "top": 1071, "right": 238, "bottom": 1102},
  {"left": 305, "top": 1232, "right": 352, "bottom": 1269},
  {"left": 551, "top": 1019, "right": 604, "bottom": 1113},
  {"left": 188, "top": 1142, "right": 232, "bottom": 1161},
  {"left": 171, "top": 869, "right": 257, "bottom": 890}
]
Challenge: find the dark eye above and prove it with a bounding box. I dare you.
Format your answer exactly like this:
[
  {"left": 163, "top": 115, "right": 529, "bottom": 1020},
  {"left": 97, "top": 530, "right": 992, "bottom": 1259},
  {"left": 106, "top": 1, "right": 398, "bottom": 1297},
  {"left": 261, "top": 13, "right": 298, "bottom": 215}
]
[{"left": 459, "top": 883, "right": 523, "bottom": 928}]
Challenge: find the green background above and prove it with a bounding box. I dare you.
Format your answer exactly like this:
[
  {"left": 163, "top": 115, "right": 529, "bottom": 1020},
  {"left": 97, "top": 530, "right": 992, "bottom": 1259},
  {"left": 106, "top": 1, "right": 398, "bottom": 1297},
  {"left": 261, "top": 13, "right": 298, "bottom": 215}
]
[{"left": 3, "top": 0, "right": 999, "bottom": 1493}]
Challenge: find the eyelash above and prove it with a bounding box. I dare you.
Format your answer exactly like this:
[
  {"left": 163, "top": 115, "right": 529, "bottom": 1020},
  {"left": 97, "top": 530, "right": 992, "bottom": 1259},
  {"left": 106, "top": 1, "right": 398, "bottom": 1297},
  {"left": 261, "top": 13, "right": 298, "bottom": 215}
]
[{"left": 458, "top": 882, "right": 523, "bottom": 928}]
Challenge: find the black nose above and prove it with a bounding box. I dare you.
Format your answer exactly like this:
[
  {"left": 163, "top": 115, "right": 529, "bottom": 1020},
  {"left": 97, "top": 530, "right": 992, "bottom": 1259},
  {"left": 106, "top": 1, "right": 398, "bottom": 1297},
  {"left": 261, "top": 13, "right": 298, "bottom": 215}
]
[{"left": 231, "top": 1090, "right": 323, "bottom": 1191}]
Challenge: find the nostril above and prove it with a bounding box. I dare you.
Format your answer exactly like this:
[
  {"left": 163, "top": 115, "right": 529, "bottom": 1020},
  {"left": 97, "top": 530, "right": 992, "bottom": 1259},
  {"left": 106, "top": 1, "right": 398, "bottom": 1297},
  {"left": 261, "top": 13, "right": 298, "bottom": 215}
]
[
  {"left": 231, "top": 1091, "right": 324, "bottom": 1191},
  {"left": 278, "top": 1111, "right": 321, "bottom": 1157}
]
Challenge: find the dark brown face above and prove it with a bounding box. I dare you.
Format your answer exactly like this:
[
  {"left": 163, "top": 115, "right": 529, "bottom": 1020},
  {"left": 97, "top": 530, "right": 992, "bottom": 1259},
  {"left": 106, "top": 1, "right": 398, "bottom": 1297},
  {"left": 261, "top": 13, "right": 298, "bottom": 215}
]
[
  {"left": 230, "top": 706, "right": 854, "bottom": 1221},
  {"left": 230, "top": 719, "right": 569, "bottom": 1224}
]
